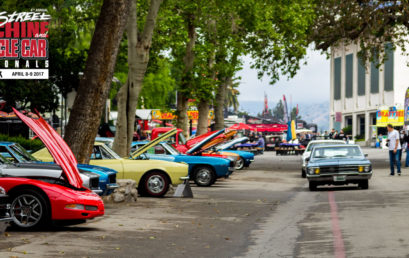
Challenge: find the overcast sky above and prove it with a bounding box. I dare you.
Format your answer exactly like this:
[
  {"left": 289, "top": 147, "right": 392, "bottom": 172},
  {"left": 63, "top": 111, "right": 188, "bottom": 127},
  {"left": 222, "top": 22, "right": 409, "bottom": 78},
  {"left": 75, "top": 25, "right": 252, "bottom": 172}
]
[{"left": 237, "top": 49, "right": 330, "bottom": 105}]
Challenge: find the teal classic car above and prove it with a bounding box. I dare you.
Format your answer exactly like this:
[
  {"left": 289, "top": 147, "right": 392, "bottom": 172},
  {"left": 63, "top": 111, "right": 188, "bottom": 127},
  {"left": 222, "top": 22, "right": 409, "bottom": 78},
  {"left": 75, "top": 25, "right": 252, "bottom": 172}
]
[
  {"left": 132, "top": 141, "right": 234, "bottom": 187},
  {"left": 306, "top": 144, "right": 372, "bottom": 191}
]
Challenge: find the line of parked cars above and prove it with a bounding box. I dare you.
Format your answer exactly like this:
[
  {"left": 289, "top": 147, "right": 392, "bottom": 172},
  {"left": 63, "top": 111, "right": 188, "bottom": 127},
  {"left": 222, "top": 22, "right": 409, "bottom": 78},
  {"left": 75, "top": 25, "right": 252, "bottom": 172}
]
[
  {"left": 0, "top": 109, "right": 257, "bottom": 230},
  {"left": 301, "top": 140, "right": 373, "bottom": 191}
]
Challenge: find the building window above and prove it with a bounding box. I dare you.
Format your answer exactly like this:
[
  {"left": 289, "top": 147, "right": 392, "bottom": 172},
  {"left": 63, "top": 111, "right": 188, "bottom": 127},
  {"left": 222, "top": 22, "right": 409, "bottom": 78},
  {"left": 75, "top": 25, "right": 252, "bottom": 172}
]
[
  {"left": 370, "top": 56, "right": 379, "bottom": 93},
  {"left": 384, "top": 43, "right": 394, "bottom": 91},
  {"left": 334, "top": 57, "right": 341, "bottom": 100},
  {"left": 358, "top": 57, "right": 366, "bottom": 96},
  {"left": 345, "top": 54, "right": 353, "bottom": 98}
]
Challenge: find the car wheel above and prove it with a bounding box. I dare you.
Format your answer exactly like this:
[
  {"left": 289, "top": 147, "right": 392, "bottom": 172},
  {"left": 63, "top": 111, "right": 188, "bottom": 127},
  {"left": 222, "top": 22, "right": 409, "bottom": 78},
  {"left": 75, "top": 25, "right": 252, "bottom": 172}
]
[
  {"left": 359, "top": 180, "right": 369, "bottom": 190},
  {"left": 10, "top": 189, "right": 49, "bottom": 229},
  {"left": 309, "top": 181, "right": 317, "bottom": 191},
  {"left": 140, "top": 171, "right": 170, "bottom": 197},
  {"left": 235, "top": 158, "right": 245, "bottom": 170},
  {"left": 193, "top": 166, "right": 216, "bottom": 187},
  {"left": 301, "top": 169, "right": 306, "bottom": 178}
]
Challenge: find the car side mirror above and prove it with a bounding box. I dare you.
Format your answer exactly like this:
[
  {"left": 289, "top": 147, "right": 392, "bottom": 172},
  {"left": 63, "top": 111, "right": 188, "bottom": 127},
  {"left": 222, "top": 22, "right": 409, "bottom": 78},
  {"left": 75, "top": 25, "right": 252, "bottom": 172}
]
[
  {"left": 306, "top": 157, "right": 310, "bottom": 162},
  {"left": 364, "top": 154, "right": 368, "bottom": 157}
]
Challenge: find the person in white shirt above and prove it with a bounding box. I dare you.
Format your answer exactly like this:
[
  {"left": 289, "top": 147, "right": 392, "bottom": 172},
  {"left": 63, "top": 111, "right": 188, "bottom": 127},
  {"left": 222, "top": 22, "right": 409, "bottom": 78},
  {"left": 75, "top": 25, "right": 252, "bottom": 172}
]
[{"left": 387, "top": 124, "right": 401, "bottom": 176}]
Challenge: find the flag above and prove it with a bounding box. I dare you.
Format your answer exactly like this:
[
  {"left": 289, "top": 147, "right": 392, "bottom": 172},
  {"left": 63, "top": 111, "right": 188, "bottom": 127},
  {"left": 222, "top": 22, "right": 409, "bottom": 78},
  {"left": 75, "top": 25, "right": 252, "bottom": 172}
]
[
  {"left": 286, "top": 121, "right": 292, "bottom": 141},
  {"left": 291, "top": 120, "right": 296, "bottom": 140},
  {"left": 283, "top": 95, "right": 289, "bottom": 124}
]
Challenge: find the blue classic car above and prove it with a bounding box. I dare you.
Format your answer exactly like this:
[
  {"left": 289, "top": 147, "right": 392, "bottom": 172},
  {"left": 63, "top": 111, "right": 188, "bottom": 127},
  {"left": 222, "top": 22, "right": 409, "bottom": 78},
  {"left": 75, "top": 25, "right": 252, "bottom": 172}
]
[
  {"left": 306, "top": 144, "right": 372, "bottom": 191},
  {"left": 216, "top": 137, "right": 255, "bottom": 170},
  {"left": 0, "top": 142, "right": 118, "bottom": 196},
  {"left": 132, "top": 141, "right": 234, "bottom": 187}
]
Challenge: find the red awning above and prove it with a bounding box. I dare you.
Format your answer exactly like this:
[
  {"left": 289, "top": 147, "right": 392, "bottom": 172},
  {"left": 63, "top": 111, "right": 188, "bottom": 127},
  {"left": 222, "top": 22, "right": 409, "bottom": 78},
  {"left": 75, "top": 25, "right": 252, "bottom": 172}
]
[{"left": 228, "top": 123, "right": 253, "bottom": 130}]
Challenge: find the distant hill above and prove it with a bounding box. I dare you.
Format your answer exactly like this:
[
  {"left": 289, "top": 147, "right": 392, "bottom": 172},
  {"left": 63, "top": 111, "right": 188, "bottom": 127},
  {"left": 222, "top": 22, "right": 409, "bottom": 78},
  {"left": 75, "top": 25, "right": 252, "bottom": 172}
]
[{"left": 238, "top": 100, "right": 329, "bottom": 131}]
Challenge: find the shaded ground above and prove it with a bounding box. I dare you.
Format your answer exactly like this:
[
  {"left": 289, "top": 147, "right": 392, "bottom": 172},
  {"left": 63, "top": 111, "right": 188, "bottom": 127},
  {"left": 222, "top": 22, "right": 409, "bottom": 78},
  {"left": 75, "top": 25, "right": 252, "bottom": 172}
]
[{"left": 1, "top": 148, "right": 407, "bottom": 257}]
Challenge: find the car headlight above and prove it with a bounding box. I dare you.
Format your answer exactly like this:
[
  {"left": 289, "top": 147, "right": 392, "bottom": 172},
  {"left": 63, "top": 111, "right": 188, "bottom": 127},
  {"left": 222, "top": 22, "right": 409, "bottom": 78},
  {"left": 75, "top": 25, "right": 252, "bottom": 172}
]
[
  {"left": 364, "top": 165, "right": 371, "bottom": 172},
  {"left": 308, "top": 167, "right": 320, "bottom": 175},
  {"left": 0, "top": 186, "right": 6, "bottom": 195}
]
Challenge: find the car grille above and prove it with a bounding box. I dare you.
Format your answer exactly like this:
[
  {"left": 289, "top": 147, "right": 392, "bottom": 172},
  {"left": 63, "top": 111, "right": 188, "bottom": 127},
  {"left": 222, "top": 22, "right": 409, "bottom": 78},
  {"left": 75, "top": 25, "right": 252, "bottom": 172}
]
[
  {"left": 90, "top": 177, "right": 99, "bottom": 189},
  {"left": 109, "top": 174, "right": 116, "bottom": 184},
  {"left": 320, "top": 166, "right": 360, "bottom": 174}
]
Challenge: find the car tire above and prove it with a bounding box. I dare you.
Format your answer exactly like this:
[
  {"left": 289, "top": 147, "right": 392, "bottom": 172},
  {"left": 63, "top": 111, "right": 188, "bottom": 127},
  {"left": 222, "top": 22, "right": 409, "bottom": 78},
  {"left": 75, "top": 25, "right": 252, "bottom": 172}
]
[
  {"left": 139, "top": 171, "right": 170, "bottom": 197},
  {"left": 309, "top": 182, "right": 317, "bottom": 191},
  {"left": 193, "top": 166, "right": 216, "bottom": 187},
  {"left": 10, "top": 189, "right": 49, "bottom": 229},
  {"left": 235, "top": 158, "right": 245, "bottom": 170},
  {"left": 301, "top": 169, "right": 306, "bottom": 178},
  {"left": 359, "top": 180, "right": 369, "bottom": 190}
]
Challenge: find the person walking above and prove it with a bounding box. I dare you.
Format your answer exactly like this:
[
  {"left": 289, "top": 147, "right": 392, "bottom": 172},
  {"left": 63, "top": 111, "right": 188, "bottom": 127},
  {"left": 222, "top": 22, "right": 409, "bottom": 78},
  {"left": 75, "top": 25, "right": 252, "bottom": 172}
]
[{"left": 387, "top": 124, "right": 402, "bottom": 176}]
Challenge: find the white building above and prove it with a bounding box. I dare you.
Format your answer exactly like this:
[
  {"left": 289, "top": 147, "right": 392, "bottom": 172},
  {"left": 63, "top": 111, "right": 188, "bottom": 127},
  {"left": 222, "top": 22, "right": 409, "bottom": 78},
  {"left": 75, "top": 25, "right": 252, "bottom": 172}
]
[{"left": 329, "top": 42, "right": 409, "bottom": 143}]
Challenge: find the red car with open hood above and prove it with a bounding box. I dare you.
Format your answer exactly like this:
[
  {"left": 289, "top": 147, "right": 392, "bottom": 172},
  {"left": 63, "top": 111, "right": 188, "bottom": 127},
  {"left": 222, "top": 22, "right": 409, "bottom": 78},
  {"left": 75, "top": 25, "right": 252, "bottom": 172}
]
[{"left": 0, "top": 109, "right": 104, "bottom": 229}]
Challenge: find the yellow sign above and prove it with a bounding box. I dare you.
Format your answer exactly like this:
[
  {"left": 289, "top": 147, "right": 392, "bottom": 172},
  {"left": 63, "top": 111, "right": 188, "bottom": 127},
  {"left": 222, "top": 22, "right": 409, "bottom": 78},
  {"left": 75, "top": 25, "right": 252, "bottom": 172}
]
[
  {"left": 376, "top": 107, "right": 404, "bottom": 127},
  {"left": 151, "top": 110, "right": 214, "bottom": 120}
]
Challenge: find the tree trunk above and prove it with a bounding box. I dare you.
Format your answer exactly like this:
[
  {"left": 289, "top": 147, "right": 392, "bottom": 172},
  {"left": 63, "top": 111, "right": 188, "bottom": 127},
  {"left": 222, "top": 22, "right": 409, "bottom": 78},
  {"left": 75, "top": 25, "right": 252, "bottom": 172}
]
[
  {"left": 197, "top": 100, "right": 209, "bottom": 135},
  {"left": 176, "top": 92, "right": 189, "bottom": 136},
  {"left": 64, "top": 0, "right": 131, "bottom": 164},
  {"left": 177, "top": 13, "right": 196, "bottom": 137},
  {"left": 113, "top": 0, "right": 163, "bottom": 157},
  {"left": 196, "top": 19, "right": 216, "bottom": 136},
  {"left": 214, "top": 76, "right": 230, "bottom": 130}
]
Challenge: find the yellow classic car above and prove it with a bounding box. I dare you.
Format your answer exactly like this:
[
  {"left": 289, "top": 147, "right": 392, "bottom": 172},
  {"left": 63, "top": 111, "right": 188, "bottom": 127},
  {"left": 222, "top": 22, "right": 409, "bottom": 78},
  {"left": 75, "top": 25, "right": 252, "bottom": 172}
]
[{"left": 33, "top": 130, "right": 189, "bottom": 197}]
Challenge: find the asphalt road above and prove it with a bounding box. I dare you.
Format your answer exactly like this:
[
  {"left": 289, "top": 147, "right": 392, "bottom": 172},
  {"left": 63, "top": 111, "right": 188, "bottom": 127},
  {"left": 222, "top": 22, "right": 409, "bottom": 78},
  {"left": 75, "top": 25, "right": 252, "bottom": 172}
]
[{"left": 1, "top": 147, "right": 409, "bottom": 257}]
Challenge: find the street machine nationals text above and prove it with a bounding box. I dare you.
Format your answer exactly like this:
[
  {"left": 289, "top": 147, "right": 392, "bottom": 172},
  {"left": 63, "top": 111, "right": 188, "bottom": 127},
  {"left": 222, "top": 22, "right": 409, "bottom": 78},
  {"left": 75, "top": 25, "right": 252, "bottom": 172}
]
[{"left": 0, "top": 10, "right": 50, "bottom": 79}]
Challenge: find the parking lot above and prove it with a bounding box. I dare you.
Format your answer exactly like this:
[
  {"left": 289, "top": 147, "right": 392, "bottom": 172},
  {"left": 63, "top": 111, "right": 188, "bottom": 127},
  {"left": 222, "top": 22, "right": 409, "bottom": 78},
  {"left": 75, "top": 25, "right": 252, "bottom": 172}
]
[{"left": 2, "top": 148, "right": 409, "bottom": 257}]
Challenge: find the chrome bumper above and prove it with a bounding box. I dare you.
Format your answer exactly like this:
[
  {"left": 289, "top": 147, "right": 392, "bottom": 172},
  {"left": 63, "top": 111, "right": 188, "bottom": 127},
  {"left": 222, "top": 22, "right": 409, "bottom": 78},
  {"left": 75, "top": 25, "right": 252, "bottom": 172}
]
[
  {"left": 92, "top": 189, "right": 103, "bottom": 194},
  {"left": 106, "top": 183, "right": 119, "bottom": 190},
  {"left": 307, "top": 172, "right": 372, "bottom": 182},
  {"left": 228, "top": 167, "right": 235, "bottom": 172},
  {"left": 180, "top": 176, "right": 190, "bottom": 180}
]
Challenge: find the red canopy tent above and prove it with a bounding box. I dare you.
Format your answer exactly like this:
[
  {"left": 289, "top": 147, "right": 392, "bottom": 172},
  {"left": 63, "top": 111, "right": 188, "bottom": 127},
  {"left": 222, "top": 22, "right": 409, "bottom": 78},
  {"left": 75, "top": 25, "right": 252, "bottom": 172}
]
[{"left": 228, "top": 123, "right": 254, "bottom": 131}]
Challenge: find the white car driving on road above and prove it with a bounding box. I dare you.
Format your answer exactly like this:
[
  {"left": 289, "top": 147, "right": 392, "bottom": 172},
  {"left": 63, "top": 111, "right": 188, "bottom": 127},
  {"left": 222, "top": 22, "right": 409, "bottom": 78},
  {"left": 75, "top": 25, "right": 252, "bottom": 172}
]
[{"left": 301, "top": 139, "right": 346, "bottom": 178}]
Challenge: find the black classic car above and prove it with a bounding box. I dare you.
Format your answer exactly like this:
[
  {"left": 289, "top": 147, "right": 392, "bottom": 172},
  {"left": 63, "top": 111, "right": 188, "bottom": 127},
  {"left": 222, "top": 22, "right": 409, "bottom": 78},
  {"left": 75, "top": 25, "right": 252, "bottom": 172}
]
[{"left": 306, "top": 144, "right": 372, "bottom": 191}]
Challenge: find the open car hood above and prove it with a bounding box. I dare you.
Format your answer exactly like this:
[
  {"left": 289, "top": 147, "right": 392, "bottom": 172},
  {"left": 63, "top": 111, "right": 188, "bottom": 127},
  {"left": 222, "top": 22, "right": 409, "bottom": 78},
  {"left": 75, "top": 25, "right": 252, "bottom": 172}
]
[
  {"left": 200, "top": 130, "right": 237, "bottom": 151},
  {"left": 217, "top": 137, "right": 248, "bottom": 150},
  {"left": 13, "top": 108, "right": 83, "bottom": 189},
  {"left": 131, "top": 128, "right": 177, "bottom": 159},
  {"left": 186, "top": 129, "right": 225, "bottom": 154}
]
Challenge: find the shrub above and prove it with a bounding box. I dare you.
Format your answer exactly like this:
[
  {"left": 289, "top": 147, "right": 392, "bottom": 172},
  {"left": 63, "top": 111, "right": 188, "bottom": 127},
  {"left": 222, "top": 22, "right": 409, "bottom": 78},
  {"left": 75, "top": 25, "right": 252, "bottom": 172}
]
[
  {"left": 0, "top": 134, "right": 44, "bottom": 152},
  {"left": 355, "top": 134, "right": 365, "bottom": 140},
  {"left": 342, "top": 125, "right": 352, "bottom": 135}
]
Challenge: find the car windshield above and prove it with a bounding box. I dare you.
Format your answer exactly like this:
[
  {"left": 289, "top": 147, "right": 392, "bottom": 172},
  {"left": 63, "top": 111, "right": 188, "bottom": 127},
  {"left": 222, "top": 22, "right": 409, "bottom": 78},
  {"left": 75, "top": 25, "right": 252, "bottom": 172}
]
[
  {"left": 10, "top": 143, "right": 38, "bottom": 162},
  {"left": 0, "top": 154, "right": 11, "bottom": 164},
  {"left": 312, "top": 146, "right": 363, "bottom": 159},
  {"left": 162, "top": 142, "right": 180, "bottom": 155},
  {"left": 306, "top": 141, "right": 344, "bottom": 151},
  {"left": 178, "top": 133, "right": 187, "bottom": 145}
]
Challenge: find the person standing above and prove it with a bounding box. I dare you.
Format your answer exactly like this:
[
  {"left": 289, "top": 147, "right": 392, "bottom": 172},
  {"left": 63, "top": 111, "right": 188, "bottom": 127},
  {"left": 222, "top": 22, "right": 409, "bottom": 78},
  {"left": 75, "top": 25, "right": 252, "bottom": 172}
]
[
  {"left": 387, "top": 124, "right": 402, "bottom": 176},
  {"left": 328, "top": 129, "right": 335, "bottom": 139},
  {"left": 338, "top": 129, "right": 345, "bottom": 140}
]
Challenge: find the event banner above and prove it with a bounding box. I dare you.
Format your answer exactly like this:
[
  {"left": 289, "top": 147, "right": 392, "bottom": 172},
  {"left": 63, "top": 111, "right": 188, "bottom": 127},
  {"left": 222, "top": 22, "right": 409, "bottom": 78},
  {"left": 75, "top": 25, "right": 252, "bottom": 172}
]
[
  {"left": 151, "top": 110, "right": 215, "bottom": 120},
  {"left": 376, "top": 106, "right": 404, "bottom": 127},
  {"left": 0, "top": 10, "right": 50, "bottom": 79}
]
